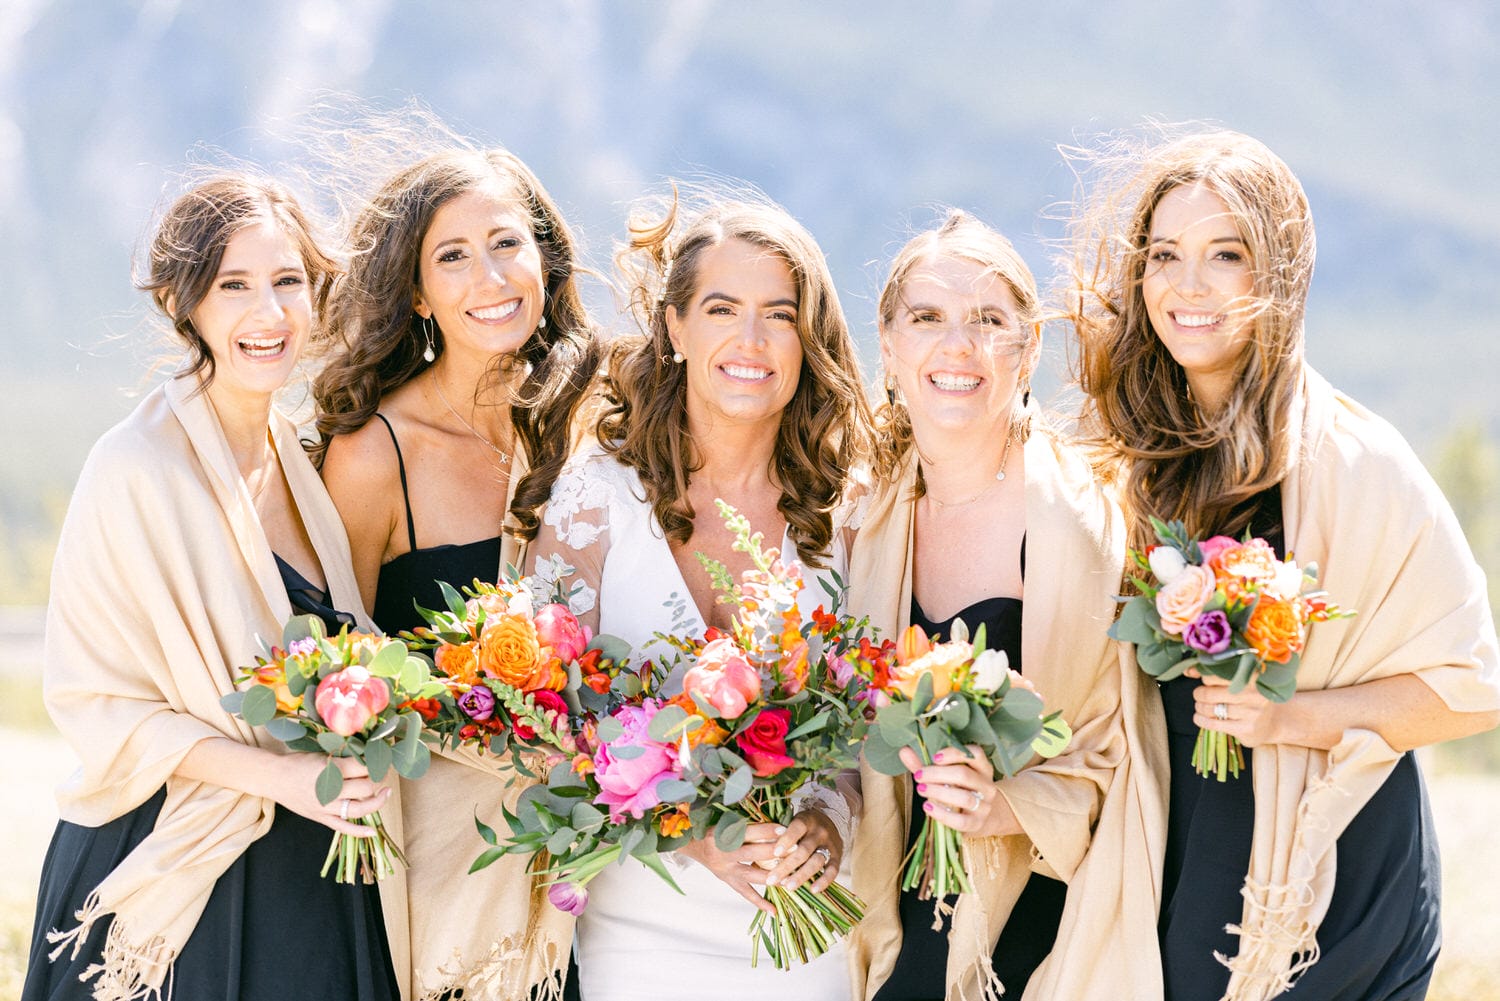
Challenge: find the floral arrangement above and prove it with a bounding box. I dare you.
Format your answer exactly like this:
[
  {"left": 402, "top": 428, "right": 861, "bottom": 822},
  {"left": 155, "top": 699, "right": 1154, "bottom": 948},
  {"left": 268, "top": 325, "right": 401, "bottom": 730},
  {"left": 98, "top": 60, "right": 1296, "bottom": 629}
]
[
  {"left": 486, "top": 503, "right": 873, "bottom": 970},
  {"left": 1110, "top": 517, "right": 1354, "bottom": 780},
  {"left": 223, "top": 615, "right": 445, "bottom": 882},
  {"left": 857, "top": 620, "right": 1071, "bottom": 913},
  {"left": 401, "top": 572, "right": 631, "bottom": 775}
]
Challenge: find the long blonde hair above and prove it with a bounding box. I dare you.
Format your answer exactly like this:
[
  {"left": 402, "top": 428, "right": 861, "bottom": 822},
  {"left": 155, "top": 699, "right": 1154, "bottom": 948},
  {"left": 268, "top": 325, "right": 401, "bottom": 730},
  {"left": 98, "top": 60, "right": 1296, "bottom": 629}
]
[
  {"left": 599, "top": 186, "right": 874, "bottom": 565},
  {"left": 1066, "top": 129, "right": 1315, "bottom": 547}
]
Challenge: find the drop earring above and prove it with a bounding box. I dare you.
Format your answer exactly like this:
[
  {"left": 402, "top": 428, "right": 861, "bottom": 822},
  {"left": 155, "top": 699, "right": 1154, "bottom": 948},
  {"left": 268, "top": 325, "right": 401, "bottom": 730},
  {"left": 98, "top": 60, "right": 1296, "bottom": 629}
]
[
  {"left": 884, "top": 374, "right": 897, "bottom": 406},
  {"left": 420, "top": 315, "right": 436, "bottom": 363}
]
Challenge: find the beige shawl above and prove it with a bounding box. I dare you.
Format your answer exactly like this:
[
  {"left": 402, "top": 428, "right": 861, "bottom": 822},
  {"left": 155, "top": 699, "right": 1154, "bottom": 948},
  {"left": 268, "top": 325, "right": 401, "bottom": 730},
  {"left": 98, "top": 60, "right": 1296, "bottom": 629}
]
[
  {"left": 398, "top": 445, "right": 576, "bottom": 1001},
  {"left": 1054, "top": 367, "right": 1500, "bottom": 1001},
  {"left": 846, "top": 430, "right": 1148, "bottom": 1000},
  {"left": 42, "top": 375, "right": 408, "bottom": 999}
]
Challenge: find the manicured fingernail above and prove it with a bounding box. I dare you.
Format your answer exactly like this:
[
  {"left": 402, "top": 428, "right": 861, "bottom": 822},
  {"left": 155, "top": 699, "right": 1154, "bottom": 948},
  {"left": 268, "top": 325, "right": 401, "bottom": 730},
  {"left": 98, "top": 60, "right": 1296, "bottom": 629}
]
[
  {"left": 774, "top": 844, "right": 787, "bottom": 856},
  {"left": 774, "top": 826, "right": 787, "bottom": 835},
  {"left": 922, "top": 801, "right": 934, "bottom": 813},
  {"left": 913, "top": 769, "right": 924, "bottom": 781},
  {"left": 767, "top": 875, "right": 778, "bottom": 886},
  {"left": 916, "top": 783, "right": 928, "bottom": 794}
]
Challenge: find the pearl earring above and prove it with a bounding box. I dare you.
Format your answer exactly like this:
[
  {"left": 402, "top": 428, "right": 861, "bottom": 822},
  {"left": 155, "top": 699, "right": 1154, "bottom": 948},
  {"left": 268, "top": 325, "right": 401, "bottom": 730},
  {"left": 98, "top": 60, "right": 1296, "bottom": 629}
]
[
  {"left": 672, "top": 351, "right": 684, "bottom": 364},
  {"left": 420, "top": 315, "right": 436, "bottom": 363}
]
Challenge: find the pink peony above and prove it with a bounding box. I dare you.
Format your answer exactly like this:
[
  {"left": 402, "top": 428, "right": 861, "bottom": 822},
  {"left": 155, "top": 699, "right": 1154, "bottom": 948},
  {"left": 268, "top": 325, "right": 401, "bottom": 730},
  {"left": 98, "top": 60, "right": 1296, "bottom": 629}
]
[
  {"left": 534, "top": 603, "right": 592, "bottom": 664},
  {"left": 592, "top": 702, "right": 681, "bottom": 821},
  {"left": 1155, "top": 565, "right": 1218, "bottom": 636},
  {"left": 682, "top": 638, "right": 762, "bottom": 719},
  {"left": 314, "top": 665, "right": 391, "bottom": 737}
]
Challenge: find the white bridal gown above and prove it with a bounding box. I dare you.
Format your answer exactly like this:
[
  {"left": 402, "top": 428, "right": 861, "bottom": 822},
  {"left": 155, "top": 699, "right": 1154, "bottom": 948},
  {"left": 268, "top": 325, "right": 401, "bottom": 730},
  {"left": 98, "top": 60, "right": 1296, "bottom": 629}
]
[{"left": 534, "top": 444, "right": 855, "bottom": 1001}]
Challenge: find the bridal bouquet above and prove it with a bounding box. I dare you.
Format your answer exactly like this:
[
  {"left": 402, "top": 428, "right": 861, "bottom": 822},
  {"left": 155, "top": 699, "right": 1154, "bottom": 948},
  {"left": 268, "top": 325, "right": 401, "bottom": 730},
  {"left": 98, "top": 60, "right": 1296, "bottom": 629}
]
[
  {"left": 1110, "top": 517, "right": 1354, "bottom": 780},
  {"left": 491, "top": 503, "right": 873, "bottom": 970},
  {"left": 857, "top": 620, "right": 1071, "bottom": 912},
  {"left": 224, "top": 615, "right": 445, "bottom": 882}
]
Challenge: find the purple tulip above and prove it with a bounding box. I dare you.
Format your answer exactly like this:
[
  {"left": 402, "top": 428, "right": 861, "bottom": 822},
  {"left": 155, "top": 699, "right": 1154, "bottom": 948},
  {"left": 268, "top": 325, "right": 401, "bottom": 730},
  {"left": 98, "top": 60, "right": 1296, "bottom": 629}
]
[
  {"left": 1183, "top": 610, "right": 1233, "bottom": 655},
  {"left": 457, "top": 684, "right": 497, "bottom": 722},
  {"left": 548, "top": 881, "right": 588, "bottom": 915}
]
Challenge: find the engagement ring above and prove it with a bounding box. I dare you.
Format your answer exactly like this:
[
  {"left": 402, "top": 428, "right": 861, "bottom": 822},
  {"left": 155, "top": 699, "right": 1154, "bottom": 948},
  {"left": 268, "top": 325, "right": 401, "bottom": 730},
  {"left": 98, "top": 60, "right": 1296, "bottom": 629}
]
[
  {"left": 1214, "top": 702, "right": 1228, "bottom": 721},
  {"left": 339, "top": 798, "right": 351, "bottom": 821}
]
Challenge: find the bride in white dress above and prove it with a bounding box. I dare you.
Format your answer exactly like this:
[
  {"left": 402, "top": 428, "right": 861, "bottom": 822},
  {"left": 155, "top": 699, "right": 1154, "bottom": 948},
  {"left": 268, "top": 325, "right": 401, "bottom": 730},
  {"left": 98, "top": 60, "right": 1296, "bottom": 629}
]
[{"left": 530, "top": 192, "right": 875, "bottom": 1001}]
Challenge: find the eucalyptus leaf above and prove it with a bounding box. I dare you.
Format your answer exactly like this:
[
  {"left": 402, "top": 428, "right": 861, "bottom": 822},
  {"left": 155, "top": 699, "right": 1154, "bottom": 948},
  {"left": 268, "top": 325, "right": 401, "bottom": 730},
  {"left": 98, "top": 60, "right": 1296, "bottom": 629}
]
[
  {"left": 367, "top": 715, "right": 400, "bottom": 742},
  {"left": 609, "top": 743, "right": 646, "bottom": 760},
  {"left": 570, "top": 803, "right": 606, "bottom": 831},
  {"left": 316, "top": 731, "right": 347, "bottom": 754},
  {"left": 241, "top": 684, "right": 278, "bottom": 728},
  {"left": 363, "top": 735, "right": 393, "bottom": 781},
  {"left": 713, "top": 814, "right": 748, "bottom": 852},
  {"left": 265, "top": 717, "right": 307, "bottom": 744},
  {"left": 281, "top": 614, "right": 321, "bottom": 649},
  {"left": 219, "top": 691, "right": 246, "bottom": 715},
  {"left": 619, "top": 826, "right": 645, "bottom": 857},
  {"left": 594, "top": 717, "right": 625, "bottom": 743},
  {"left": 647, "top": 705, "right": 691, "bottom": 743},
  {"left": 367, "top": 641, "right": 406, "bottom": 679},
  {"left": 548, "top": 828, "right": 577, "bottom": 856},
  {"left": 1110, "top": 598, "right": 1163, "bottom": 645},
  {"left": 586, "top": 633, "right": 633, "bottom": 664},
  {"left": 722, "top": 766, "right": 753, "bottom": 805},
  {"left": 315, "top": 759, "right": 344, "bottom": 805},
  {"left": 398, "top": 655, "right": 430, "bottom": 693},
  {"left": 656, "top": 779, "right": 696, "bottom": 803},
  {"left": 860, "top": 732, "right": 908, "bottom": 776}
]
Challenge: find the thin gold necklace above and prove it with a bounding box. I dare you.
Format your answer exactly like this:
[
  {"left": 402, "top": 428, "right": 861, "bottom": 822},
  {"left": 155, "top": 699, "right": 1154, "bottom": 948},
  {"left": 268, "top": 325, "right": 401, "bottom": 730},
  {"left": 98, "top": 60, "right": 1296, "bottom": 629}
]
[
  {"left": 925, "top": 427, "right": 1013, "bottom": 509},
  {"left": 431, "top": 369, "right": 511, "bottom": 465}
]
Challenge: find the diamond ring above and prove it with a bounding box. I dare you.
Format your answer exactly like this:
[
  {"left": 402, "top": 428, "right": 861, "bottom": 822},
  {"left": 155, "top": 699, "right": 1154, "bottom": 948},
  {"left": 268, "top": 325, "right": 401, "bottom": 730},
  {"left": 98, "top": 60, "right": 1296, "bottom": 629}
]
[
  {"left": 813, "top": 847, "right": 832, "bottom": 867},
  {"left": 1214, "top": 702, "right": 1229, "bottom": 721},
  {"left": 339, "top": 798, "right": 351, "bottom": 821}
]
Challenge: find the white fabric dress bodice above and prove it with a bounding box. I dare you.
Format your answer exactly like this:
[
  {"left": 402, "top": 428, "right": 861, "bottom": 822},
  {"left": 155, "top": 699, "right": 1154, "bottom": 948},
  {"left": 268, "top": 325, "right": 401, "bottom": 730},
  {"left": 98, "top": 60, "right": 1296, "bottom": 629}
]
[{"left": 535, "top": 445, "right": 853, "bottom": 1001}]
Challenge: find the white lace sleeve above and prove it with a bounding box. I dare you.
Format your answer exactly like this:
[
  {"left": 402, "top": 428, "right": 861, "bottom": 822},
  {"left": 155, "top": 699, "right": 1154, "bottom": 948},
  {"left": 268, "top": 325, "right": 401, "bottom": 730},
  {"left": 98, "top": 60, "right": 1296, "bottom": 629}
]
[
  {"left": 530, "top": 446, "right": 616, "bottom": 632},
  {"left": 792, "top": 769, "right": 861, "bottom": 852}
]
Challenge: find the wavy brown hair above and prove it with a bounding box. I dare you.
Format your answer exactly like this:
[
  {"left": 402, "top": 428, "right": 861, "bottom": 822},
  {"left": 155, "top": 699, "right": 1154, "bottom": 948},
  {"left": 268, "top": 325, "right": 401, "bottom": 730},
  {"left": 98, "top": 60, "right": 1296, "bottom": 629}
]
[
  {"left": 873, "top": 209, "right": 1043, "bottom": 486},
  {"left": 311, "top": 147, "right": 602, "bottom": 542},
  {"left": 138, "top": 174, "right": 337, "bottom": 391},
  {"left": 1064, "top": 129, "right": 1315, "bottom": 549},
  {"left": 598, "top": 188, "right": 874, "bottom": 565}
]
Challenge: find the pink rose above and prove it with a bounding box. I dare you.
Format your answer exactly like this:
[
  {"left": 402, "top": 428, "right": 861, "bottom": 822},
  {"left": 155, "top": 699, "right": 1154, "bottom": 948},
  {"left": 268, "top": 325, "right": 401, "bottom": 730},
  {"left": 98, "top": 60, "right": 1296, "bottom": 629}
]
[
  {"left": 1155, "top": 565, "right": 1218, "bottom": 636},
  {"left": 534, "top": 603, "right": 592, "bottom": 664},
  {"left": 682, "top": 638, "right": 762, "bottom": 719},
  {"left": 314, "top": 665, "right": 391, "bottom": 737},
  {"left": 593, "top": 702, "right": 681, "bottom": 821},
  {"left": 736, "top": 707, "right": 795, "bottom": 777}
]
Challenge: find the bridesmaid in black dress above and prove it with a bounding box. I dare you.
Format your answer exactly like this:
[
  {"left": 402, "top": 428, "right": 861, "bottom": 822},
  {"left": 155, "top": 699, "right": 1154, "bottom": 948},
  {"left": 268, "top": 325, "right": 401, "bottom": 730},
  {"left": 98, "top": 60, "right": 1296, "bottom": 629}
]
[
  {"left": 1068, "top": 129, "right": 1499, "bottom": 999},
  {"left": 313, "top": 141, "right": 602, "bottom": 999},
  {"left": 851, "top": 212, "right": 1124, "bottom": 1000},
  {"left": 24, "top": 176, "right": 398, "bottom": 1000}
]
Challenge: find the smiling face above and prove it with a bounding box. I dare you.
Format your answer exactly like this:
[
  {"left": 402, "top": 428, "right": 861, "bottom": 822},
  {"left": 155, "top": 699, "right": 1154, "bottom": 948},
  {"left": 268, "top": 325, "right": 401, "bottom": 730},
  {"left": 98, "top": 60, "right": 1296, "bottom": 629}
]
[
  {"left": 881, "top": 253, "right": 1033, "bottom": 441},
  {"left": 1141, "top": 182, "right": 1257, "bottom": 405},
  {"left": 189, "top": 218, "right": 312, "bottom": 406},
  {"left": 414, "top": 179, "right": 545, "bottom": 364},
  {"left": 666, "top": 237, "right": 804, "bottom": 434}
]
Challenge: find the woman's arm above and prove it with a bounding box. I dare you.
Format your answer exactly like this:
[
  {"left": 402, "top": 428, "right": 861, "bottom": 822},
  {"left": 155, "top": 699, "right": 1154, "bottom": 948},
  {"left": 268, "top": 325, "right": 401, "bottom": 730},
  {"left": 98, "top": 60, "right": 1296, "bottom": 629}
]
[
  {"left": 1194, "top": 670, "right": 1500, "bottom": 752},
  {"left": 174, "top": 737, "right": 390, "bottom": 836}
]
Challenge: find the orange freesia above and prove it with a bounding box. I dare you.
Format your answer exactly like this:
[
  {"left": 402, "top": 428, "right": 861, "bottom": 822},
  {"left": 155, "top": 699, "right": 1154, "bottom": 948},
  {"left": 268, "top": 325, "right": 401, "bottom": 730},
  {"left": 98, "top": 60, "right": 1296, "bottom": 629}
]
[
  {"left": 896, "top": 624, "right": 932, "bottom": 666},
  {"left": 435, "top": 640, "right": 481, "bottom": 685},
  {"left": 478, "top": 614, "right": 541, "bottom": 687},
  {"left": 253, "top": 661, "right": 302, "bottom": 713},
  {"left": 572, "top": 754, "right": 596, "bottom": 776},
  {"left": 1245, "top": 597, "right": 1305, "bottom": 664},
  {"left": 658, "top": 806, "right": 692, "bottom": 838},
  {"left": 811, "top": 605, "right": 839, "bottom": 635}
]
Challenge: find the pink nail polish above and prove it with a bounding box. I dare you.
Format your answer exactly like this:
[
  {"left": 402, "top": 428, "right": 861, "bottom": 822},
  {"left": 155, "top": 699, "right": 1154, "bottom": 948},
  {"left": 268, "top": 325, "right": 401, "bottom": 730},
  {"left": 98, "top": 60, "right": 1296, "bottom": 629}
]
[
  {"left": 916, "top": 782, "right": 928, "bottom": 794},
  {"left": 913, "top": 769, "right": 924, "bottom": 781},
  {"left": 923, "top": 801, "right": 935, "bottom": 813}
]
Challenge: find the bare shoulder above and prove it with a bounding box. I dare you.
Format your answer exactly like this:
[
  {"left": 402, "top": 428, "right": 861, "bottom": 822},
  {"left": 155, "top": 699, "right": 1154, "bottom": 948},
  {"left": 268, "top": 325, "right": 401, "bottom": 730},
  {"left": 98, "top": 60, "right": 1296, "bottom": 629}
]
[{"left": 321, "top": 416, "right": 404, "bottom": 497}]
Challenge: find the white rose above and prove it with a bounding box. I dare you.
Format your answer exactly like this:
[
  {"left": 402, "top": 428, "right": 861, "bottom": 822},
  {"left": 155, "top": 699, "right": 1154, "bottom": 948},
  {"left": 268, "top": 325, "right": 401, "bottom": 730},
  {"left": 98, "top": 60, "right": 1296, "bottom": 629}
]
[
  {"left": 505, "top": 589, "right": 535, "bottom": 619},
  {"left": 968, "top": 648, "right": 1010, "bottom": 693},
  {"left": 1148, "top": 546, "right": 1188, "bottom": 583}
]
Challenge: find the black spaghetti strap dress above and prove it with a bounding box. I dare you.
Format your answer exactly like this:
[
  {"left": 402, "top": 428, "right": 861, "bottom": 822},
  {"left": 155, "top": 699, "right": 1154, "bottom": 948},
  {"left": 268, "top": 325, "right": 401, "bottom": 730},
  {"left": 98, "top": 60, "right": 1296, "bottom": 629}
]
[
  {"left": 23, "top": 559, "right": 399, "bottom": 1001},
  {"left": 873, "top": 540, "right": 1068, "bottom": 1001},
  {"left": 368, "top": 413, "right": 502, "bottom": 636},
  {"left": 1157, "top": 488, "right": 1440, "bottom": 1001}
]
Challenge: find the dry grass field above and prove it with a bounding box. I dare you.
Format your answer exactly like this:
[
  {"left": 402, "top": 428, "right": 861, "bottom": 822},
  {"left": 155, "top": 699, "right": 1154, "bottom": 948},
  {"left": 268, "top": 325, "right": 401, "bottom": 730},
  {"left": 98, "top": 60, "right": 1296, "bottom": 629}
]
[{"left": 1, "top": 609, "right": 1496, "bottom": 999}]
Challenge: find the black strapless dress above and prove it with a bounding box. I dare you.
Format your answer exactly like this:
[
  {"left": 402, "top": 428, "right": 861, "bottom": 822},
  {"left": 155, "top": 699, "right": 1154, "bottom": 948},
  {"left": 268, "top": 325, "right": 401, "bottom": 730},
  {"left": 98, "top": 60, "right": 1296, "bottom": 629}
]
[
  {"left": 1157, "top": 488, "right": 1440, "bottom": 1000},
  {"left": 22, "top": 558, "right": 399, "bottom": 1001}
]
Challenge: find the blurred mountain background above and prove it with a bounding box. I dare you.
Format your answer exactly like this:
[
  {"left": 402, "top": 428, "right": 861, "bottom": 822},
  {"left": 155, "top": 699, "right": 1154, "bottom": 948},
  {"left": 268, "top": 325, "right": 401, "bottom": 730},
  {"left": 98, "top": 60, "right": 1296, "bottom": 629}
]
[{"left": 1, "top": 0, "right": 1497, "bottom": 606}]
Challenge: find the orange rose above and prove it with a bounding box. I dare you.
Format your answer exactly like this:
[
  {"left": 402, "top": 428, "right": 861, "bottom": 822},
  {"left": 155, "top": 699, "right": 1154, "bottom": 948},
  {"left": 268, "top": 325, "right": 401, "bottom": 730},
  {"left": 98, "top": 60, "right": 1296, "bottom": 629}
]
[
  {"left": 435, "top": 641, "right": 481, "bottom": 685},
  {"left": 664, "top": 693, "right": 730, "bottom": 747},
  {"left": 1244, "top": 597, "right": 1305, "bottom": 664},
  {"left": 479, "top": 614, "right": 542, "bottom": 687},
  {"left": 524, "top": 658, "right": 569, "bottom": 693},
  {"left": 253, "top": 662, "right": 302, "bottom": 713},
  {"left": 889, "top": 640, "right": 971, "bottom": 703},
  {"left": 658, "top": 806, "right": 692, "bottom": 838}
]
